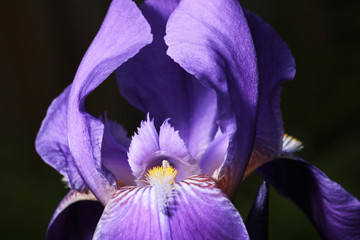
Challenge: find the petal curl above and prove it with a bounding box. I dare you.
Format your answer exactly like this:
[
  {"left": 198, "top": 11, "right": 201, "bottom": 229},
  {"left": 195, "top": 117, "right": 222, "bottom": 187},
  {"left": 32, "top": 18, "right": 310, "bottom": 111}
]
[
  {"left": 35, "top": 85, "right": 85, "bottom": 191},
  {"left": 47, "top": 190, "right": 103, "bottom": 240},
  {"left": 116, "top": 0, "right": 217, "bottom": 160},
  {"left": 258, "top": 158, "right": 360, "bottom": 240},
  {"left": 67, "top": 0, "right": 152, "bottom": 204},
  {"left": 93, "top": 175, "right": 249, "bottom": 240},
  {"left": 165, "top": 0, "right": 259, "bottom": 194},
  {"left": 245, "top": 180, "right": 269, "bottom": 240}
]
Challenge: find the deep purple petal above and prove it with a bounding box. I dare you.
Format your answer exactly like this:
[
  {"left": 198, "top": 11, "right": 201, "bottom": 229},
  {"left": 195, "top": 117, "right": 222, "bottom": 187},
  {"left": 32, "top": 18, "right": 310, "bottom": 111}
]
[
  {"left": 35, "top": 85, "right": 86, "bottom": 191},
  {"left": 128, "top": 117, "right": 200, "bottom": 185},
  {"left": 101, "top": 116, "right": 134, "bottom": 186},
  {"left": 245, "top": 180, "right": 269, "bottom": 240},
  {"left": 93, "top": 175, "right": 248, "bottom": 240},
  {"left": 116, "top": 0, "right": 217, "bottom": 160},
  {"left": 165, "top": 0, "right": 259, "bottom": 195},
  {"left": 258, "top": 158, "right": 360, "bottom": 240},
  {"left": 244, "top": 10, "right": 296, "bottom": 175},
  {"left": 47, "top": 190, "right": 103, "bottom": 240},
  {"left": 67, "top": 0, "right": 152, "bottom": 204}
]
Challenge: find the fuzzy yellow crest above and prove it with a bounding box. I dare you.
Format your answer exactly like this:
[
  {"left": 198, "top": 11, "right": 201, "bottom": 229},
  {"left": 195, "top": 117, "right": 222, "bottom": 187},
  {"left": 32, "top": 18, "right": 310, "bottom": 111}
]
[{"left": 145, "top": 160, "right": 178, "bottom": 212}]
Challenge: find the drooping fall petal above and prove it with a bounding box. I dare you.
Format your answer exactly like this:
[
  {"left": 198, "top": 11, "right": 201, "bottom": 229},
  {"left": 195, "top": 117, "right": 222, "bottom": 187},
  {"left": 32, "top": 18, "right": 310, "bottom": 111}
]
[
  {"left": 245, "top": 180, "right": 269, "bottom": 240},
  {"left": 93, "top": 175, "right": 249, "bottom": 240},
  {"left": 67, "top": 0, "right": 152, "bottom": 204},
  {"left": 258, "top": 158, "right": 360, "bottom": 240},
  {"left": 47, "top": 190, "right": 103, "bottom": 240}
]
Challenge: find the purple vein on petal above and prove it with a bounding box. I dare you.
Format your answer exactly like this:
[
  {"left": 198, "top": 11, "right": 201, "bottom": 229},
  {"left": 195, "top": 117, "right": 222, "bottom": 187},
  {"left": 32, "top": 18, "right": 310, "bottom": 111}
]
[{"left": 93, "top": 175, "right": 249, "bottom": 240}]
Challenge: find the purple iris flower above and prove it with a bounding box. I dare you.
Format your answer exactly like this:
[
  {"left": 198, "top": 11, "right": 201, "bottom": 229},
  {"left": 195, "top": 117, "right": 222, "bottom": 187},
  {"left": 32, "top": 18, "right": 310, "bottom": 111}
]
[{"left": 36, "top": 0, "right": 360, "bottom": 239}]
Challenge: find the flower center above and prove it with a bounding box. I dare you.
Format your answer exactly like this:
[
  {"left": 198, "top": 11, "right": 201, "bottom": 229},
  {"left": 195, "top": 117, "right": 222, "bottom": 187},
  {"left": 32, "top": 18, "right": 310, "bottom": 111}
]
[{"left": 145, "top": 160, "right": 178, "bottom": 212}]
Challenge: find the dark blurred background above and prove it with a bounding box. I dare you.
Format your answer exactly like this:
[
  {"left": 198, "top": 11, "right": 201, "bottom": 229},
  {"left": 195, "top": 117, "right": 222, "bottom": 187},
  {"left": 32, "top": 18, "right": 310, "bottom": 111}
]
[{"left": 1, "top": 0, "right": 359, "bottom": 239}]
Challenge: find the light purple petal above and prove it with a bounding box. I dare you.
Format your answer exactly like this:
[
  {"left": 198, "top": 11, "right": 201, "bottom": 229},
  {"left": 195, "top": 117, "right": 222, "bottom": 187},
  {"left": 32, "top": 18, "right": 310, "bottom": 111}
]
[
  {"left": 258, "top": 158, "right": 360, "bottom": 240},
  {"left": 93, "top": 186, "right": 162, "bottom": 240},
  {"left": 47, "top": 190, "right": 103, "bottom": 240},
  {"left": 245, "top": 180, "right": 269, "bottom": 240},
  {"left": 165, "top": 0, "right": 259, "bottom": 193},
  {"left": 101, "top": 116, "right": 134, "bottom": 186},
  {"left": 127, "top": 116, "right": 160, "bottom": 182},
  {"left": 93, "top": 175, "right": 249, "bottom": 240},
  {"left": 35, "top": 85, "right": 86, "bottom": 191},
  {"left": 245, "top": 10, "right": 296, "bottom": 174},
  {"left": 67, "top": 0, "right": 152, "bottom": 204},
  {"left": 128, "top": 117, "right": 200, "bottom": 185},
  {"left": 116, "top": 0, "right": 217, "bottom": 160},
  {"left": 199, "top": 131, "right": 229, "bottom": 176}
]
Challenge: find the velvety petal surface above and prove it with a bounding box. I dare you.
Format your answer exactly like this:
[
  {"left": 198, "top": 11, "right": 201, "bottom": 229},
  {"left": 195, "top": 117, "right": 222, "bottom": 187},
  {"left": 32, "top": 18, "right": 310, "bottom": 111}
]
[
  {"left": 93, "top": 175, "right": 249, "bottom": 240},
  {"left": 165, "top": 0, "right": 259, "bottom": 195},
  {"left": 116, "top": 0, "right": 217, "bottom": 160},
  {"left": 47, "top": 190, "right": 103, "bottom": 240},
  {"left": 101, "top": 116, "right": 134, "bottom": 186},
  {"left": 35, "top": 85, "right": 85, "bottom": 191},
  {"left": 67, "top": 0, "right": 152, "bottom": 204},
  {"left": 244, "top": 10, "right": 296, "bottom": 177},
  {"left": 245, "top": 180, "right": 269, "bottom": 240},
  {"left": 258, "top": 158, "right": 360, "bottom": 240},
  {"left": 128, "top": 117, "right": 200, "bottom": 185}
]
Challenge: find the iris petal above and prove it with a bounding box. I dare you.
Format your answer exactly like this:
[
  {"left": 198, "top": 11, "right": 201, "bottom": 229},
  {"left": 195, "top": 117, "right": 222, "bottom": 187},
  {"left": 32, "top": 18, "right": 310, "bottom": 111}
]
[
  {"left": 258, "top": 157, "right": 360, "bottom": 240},
  {"left": 199, "top": 131, "right": 228, "bottom": 177},
  {"left": 165, "top": 0, "right": 259, "bottom": 195},
  {"left": 244, "top": 10, "right": 296, "bottom": 176},
  {"left": 67, "top": 0, "right": 152, "bottom": 204},
  {"left": 93, "top": 175, "right": 249, "bottom": 240},
  {"left": 128, "top": 117, "right": 200, "bottom": 185},
  {"left": 245, "top": 180, "right": 269, "bottom": 240},
  {"left": 216, "top": 9, "right": 297, "bottom": 194},
  {"left": 101, "top": 116, "right": 135, "bottom": 186},
  {"left": 116, "top": 0, "right": 217, "bottom": 160},
  {"left": 47, "top": 190, "right": 103, "bottom": 240},
  {"left": 35, "top": 85, "right": 86, "bottom": 191}
]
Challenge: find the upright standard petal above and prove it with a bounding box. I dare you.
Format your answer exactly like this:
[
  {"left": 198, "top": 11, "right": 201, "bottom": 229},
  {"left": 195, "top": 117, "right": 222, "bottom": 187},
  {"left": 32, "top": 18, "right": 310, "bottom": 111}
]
[
  {"left": 244, "top": 10, "right": 296, "bottom": 177},
  {"left": 116, "top": 0, "right": 217, "bottom": 160},
  {"left": 93, "top": 175, "right": 249, "bottom": 240},
  {"left": 165, "top": 0, "right": 259, "bottom": 196},
  {"left": 35, "top": 85, "right": 86, "bottom": 191},
  {"left": 67, "top": 0, "right": 152, "bottom": 204},
  {"left": 258, "top": 158, "right": 360, "bottom": 240},
  {"left": 47, "top": 190, "right": 103, "bottom": 240}
]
